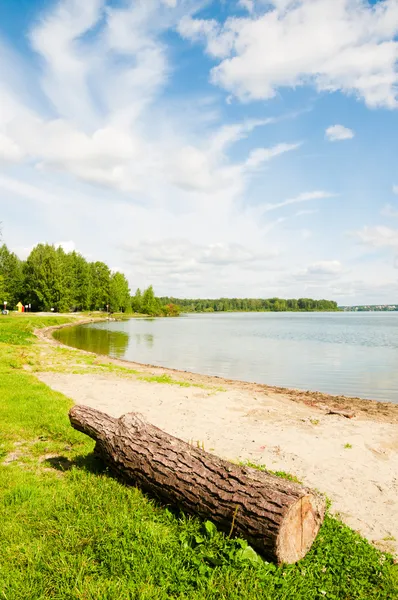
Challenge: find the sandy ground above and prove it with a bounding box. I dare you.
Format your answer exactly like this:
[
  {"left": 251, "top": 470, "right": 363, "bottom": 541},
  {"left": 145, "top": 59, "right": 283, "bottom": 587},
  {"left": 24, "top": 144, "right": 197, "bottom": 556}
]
[{"left": 37, "top": 363, "right": 398, "bottom": 556}]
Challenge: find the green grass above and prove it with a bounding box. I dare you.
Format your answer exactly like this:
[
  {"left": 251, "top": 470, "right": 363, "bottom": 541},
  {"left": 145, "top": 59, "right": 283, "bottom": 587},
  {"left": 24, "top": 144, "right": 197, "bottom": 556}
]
[
  {"left": 139, "top": 373, "right": 194, "bottom": 387},
  {"left": 239, "top": 460, "right": 303, "bottom": 484},
  {"left": 0, "top": 315, "right": 397, "bottom": 599}
]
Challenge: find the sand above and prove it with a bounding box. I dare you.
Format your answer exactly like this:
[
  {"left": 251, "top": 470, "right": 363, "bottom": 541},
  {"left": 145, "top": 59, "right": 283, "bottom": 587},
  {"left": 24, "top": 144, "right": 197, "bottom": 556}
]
[
  {"left": 31, "top": 321, "right": 398, "bottom": 556},
  {"left": 37, "top": 356, "right": 398, "bottom": 557}
]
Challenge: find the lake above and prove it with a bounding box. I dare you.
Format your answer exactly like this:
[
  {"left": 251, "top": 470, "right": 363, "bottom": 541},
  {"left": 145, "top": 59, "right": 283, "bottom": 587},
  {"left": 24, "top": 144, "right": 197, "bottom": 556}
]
[{"left": 54, "top": 312, "right": 398, "bottom": 403}]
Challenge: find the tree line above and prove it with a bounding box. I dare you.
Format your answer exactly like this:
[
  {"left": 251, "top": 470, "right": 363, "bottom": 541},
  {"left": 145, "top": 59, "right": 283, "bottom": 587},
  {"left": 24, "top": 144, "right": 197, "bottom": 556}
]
[
  {"left": 0, "top": 243, "right": 133, "bottom": 313},
  {"left": 0, "top": 241, "right": 180, "bottom": 316},
  {"left": 1, "top": 240, "right": 338, "bottom": 315},
  {"left": 158, "top": 297, "right": 339, "bottom": 313}
]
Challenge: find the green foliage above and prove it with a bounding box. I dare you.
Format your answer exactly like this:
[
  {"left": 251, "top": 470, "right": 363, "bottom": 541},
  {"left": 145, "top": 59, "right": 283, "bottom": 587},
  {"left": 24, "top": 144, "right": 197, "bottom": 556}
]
[
  {"left": 90, "top": 261, "right": 111, "bottom": 311},
  {"left": 159, "top": 297, "right": 339, "bottom": 313},
  {"left": 110, "top": 272, "right": 131, "bottom": 313},
  {"left": 0, "top": 274, "right": 5, "bottom": 305},
  {"left": 23, "top": 244, "right": 66, "bottom": 311},
  {"left": 0, "top": 316, "right": 397, "bottom": 598},
  {"left": 132, "top": 288, "right": 180, "bottom": 317},
  {"left": 141, "top": 285, "right": 162, "bottom": 316},
  {"left": 0, "top": 241, "right": 132, "bottom": 313},
  {"left": 0, "top": 244, "right": 24, "bottom": 307},
  {"left": 161, "top": 302, "right": 181, "bottom": 317}
]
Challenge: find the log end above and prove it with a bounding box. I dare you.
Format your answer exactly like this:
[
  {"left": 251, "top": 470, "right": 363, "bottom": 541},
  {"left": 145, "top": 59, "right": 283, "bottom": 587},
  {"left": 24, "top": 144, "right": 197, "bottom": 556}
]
[
  {"left": 69, "top": 405, "right": 118, "bottom": 441},
  {"left": 276, "top": 493, "right": 326, "bottom": 564}
]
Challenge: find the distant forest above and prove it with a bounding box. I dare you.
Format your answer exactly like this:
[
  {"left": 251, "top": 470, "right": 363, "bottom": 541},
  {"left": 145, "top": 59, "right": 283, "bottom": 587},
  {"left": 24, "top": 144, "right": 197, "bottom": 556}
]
[{"left": 159, "top": 297, "right": 339, "bottom": 313}]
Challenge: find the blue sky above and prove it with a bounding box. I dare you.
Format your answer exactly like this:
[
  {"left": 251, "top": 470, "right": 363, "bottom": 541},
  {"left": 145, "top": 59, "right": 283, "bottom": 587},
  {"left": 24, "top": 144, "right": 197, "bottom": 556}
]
[{"left": 1, "top": 0, "right": 398, "bottom": 303}]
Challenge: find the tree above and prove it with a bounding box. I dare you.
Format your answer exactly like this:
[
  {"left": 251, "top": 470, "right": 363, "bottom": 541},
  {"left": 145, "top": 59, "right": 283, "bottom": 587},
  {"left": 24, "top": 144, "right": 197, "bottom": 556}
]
[
  {"left": 90, "top": 262, "right": 111, "bottom": 310},
  {"left": 0, "top": 244, "right": 24, "bottom": 308},
  {"left": 110, "top": 272, "right": 131, "bottom": 313},
  {"left": 24, "top": 244, "right": 66, "bottom": 311},
  {"left": 68, "top": 252, "right": 93, "bottom": 311},
  {"left": 161, "top": 303, "right": 180, "bottom": 317},
  {"left": 141, "top": 285, "right": 161, "bottom": 316},
  {"left": 0, "top": 274, "right": 5, "bottom": 306},
  {"left": 131, "top": 288, "right": 143, "bottom": 313}
]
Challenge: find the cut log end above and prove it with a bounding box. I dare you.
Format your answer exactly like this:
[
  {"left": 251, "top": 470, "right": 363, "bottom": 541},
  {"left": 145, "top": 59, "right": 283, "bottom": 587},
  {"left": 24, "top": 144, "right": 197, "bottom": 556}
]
[{"left": 277, "top": 494, "right": 325, "bottom": 564}]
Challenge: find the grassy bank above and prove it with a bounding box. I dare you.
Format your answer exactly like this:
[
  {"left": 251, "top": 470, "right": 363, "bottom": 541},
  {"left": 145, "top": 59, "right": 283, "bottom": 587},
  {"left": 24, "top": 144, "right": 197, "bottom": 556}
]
[{"left": 0, "top": 315, "right": 397, "bottom": 599}]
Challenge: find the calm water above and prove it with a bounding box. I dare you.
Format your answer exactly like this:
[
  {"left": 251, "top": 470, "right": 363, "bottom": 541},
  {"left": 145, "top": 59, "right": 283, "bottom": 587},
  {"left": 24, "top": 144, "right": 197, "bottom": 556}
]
[{"left": 54, "top": 312, "right": 398, "bottom": 403}]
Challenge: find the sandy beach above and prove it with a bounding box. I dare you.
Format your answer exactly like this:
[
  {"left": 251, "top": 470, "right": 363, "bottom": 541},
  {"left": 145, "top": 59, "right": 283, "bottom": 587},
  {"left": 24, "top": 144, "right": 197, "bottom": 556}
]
[{"left": 36, "top": 323, "right": 398, "bottom": 557}]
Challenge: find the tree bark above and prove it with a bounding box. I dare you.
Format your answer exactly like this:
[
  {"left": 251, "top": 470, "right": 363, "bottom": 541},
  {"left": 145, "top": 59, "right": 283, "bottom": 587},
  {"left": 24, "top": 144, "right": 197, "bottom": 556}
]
[{"left": 69, "top": 405, "right": 325, "bottom": 564}]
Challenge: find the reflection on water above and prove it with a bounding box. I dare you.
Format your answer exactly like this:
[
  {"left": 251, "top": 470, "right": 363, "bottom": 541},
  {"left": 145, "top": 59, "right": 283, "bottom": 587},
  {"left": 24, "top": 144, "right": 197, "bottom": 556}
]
[
  {"left": 133, "top": 333, "right": 154, "bottom": 348},
  {"left": 54, "top": 324, "right": 129, "bottom": 358},
  {"left": 54, "top": 313, "right": 398, "bottom": 403}
]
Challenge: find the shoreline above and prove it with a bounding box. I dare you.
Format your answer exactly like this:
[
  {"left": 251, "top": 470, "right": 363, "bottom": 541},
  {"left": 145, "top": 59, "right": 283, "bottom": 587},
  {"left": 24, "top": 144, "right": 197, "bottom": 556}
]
[
  {"left": 33, "top": 319, "right": 398, "bottom": 556},
  {"left": 36, "top": 319, "right": 398, "bottom": 424}
]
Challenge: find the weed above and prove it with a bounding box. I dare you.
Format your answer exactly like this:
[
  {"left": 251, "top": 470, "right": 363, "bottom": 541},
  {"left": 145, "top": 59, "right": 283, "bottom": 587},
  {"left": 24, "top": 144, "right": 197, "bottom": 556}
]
[
  {"left": 240, "top": 460, "right": 303, "bottom": 484},
  {"left": 344, "top": 443, "right": 353, "bottom": 449}
]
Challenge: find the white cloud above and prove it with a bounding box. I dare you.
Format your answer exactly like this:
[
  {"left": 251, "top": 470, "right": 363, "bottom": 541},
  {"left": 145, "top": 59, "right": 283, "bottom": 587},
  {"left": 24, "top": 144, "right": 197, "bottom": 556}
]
[
  {"left": 382, "top": 204, "right": 398, "bottom": 218},
  {"left": 393, "top": 185, "right": 398, "bottom": 195},
  {"left": 55, "top": 240, "right": 76, "bottom": 253},
  {"left": 354, "top": 226, "right": 398, "bottom": 248},
  {"left": 122, "top": 238, "right": 276, "bottom": 271},
  {"left": 239, "top": 0, "right": 254, "bottom": 13},
  {"left": 120, "top": 238, "right": 279, "bottom": 292},
  {"left": 245, "top": 142, "right": 301, "bottom": 168},
  {"left": 13, "top": 240, "right": 76, "bottom": 260},
  {"left": 0, "top": 174, "right": 56, "bottom": 205},
  {"left": 307, "top": 260, "right": 342, "bottom": 275},
  {"left": 291, "top": 260, "right": 343, "bottom": 283},
  {"left": 296, "top": 209, "right": 318, "bottom": 216},
  {"left": 325, "top": 124, "right": 355, "bottom": 142},
  {"left": 263, "top": 190, "right": 335, "bottom": 213},
  {"left": 2, "top": 0, "right": 395, "bottom": 305},
  {"left": 0, "top": 0, "right": 303, "bottom": 202},
  {"left": 181, "top": 0, "right": 398, "bottom": 108},
  {"left": 0, "top": 132, "right": 25, "bottom": 162}
]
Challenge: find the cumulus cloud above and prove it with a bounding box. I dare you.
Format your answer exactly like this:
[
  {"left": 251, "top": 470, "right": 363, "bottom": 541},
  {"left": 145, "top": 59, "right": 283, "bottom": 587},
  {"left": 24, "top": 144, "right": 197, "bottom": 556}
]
[
  {"left": 180, "top": 0, "right": 398, "bottom": 108},
  {"left": 0, "top": 133, "right": 25, "bottom": 162},
  {"left": 12, "top": 239, "right": 76, "bottom": 260},
  {"left": 354, "top": 226, "right": 398, "bottom": 248},
  {"left": 55, "top": 240, "right": 76, "bottom": 253},
  {"left": 292, "top": 260, "right": 343, "bottom": 282},
  {"left": 0, "top": 0, "right": 305, "bottom": 204},
  {"left": 122, "top": 238, "right": 277, "bottom": 273},
  {"left": 325, "top": 124, "right": 355, "bottom": 142}
]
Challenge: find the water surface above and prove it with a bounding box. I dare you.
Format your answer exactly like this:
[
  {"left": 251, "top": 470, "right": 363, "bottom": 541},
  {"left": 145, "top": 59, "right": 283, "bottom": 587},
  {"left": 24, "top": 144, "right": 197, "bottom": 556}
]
[{"left": 54, "top": 312, "right": 398, "bottom": 403}]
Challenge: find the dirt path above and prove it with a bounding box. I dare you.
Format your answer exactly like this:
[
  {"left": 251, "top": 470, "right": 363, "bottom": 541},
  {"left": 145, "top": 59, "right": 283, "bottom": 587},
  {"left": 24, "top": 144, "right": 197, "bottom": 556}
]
[{"left": 37, "top": 366, "right": 398, "bottom": 556}]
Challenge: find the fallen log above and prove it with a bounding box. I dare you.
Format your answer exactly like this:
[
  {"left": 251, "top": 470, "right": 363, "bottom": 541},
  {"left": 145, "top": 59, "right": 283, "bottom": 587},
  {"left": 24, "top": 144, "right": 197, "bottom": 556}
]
[{"left": 69, "top": 405, "right": 325, "bottom": 564}]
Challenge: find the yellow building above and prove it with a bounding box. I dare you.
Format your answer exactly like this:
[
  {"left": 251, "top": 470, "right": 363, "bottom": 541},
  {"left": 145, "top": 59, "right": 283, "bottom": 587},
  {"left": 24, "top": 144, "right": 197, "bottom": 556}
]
[{"left": 16, "top": 302, "right": 23, "bottom": 312}]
